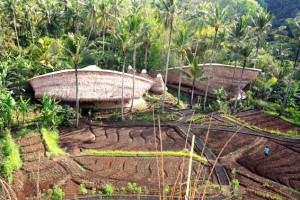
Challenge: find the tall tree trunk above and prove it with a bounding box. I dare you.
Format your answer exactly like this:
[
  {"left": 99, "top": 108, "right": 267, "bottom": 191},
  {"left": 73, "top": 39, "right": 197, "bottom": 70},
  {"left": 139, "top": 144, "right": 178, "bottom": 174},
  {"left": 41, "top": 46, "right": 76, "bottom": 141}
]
[
  {"left": 250, "top": 35, "right": 261, "bottom": 89},
  {"left": 74, "top": 18, "right": 77, "bottom": 34},
  {"left": 13, "top": 10, "right": 22, "bottom": 57},
  {"left": 191, "top": 80, "right": 195, "bottom": 106},
  {"left": 86, "top": 22, "right": 93, "bottom": 45},
  {"left": 29, "top": 13, "right": 34, "bottom": 44},
  {"left": 231, "top": 44, "right": 240, "bottom": 89},
  {"left": 232, "top": 59, "right": 247, "bottom": 114},
  {"left": 161, "top": 19, "right": 173, "bottom": 114},
  {"left": 177, "top": 52, "right": 184, "bottom": 105},
  {"left": 194, "top": 33, "right": 201, "bottom": 59},
  {"left": 75, "top": 61, "right": 79, "bottom": 127},
  {"left": 121, "top": 52, "right": 126, "bottom": 121},
  {"left": 130, "top": 37, "right": 137, "bottom": 112},
  {"left": 102, "top": 26, "right": 105, "bottom": 56},
  {"left": 203, "top": 29, "right": 218, "bottom": 109},
  {"left": 145, "top": 38, "right": 148, "bottom": 71},
  {"left": 279, "top": 45, "right": 299, "bottom": 116}
]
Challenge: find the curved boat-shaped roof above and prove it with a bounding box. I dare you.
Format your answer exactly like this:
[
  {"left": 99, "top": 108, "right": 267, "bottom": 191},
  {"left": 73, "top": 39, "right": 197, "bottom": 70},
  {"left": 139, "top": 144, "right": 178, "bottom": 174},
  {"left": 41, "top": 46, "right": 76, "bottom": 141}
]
[
  {"left": 151, "top": 63, "right": 261, "bottom": 97},
  {"left": 29, "top": 66, "right": 154, "bottom": 102}
]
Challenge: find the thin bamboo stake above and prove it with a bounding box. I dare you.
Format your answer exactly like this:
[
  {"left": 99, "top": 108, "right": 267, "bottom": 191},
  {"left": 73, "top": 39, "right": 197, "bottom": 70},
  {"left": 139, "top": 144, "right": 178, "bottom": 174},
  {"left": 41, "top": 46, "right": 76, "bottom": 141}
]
[
  {"left": 0, "top": 179, "right": 12, "bottom": 200},
  {"left": 177, "top": 109, "right": 196, "bottom": 200},
  {"left": 37, "top": 153, "right": 41, "bottom": 200},
  {"left": 158, "top": 116, "right": 165, "bottom": 200},
  {"left": 201, "top": 125, "right": 246, "bottom": 200},
  {"left": 191, "top": 113, "right": 213, "bottom": 199},
  {"left": 185, "top": 135, "right": 195, "bottom": 199},
  {"left": 153, "top": 106, "right": 162, "bottom": 200}
]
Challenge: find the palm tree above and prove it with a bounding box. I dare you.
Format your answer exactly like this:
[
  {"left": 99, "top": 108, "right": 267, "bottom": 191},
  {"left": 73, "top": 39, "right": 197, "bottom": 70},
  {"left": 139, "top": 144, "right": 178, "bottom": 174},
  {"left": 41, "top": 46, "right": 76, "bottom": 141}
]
[
  {"left": 279, "top": 15, "right": 300, "bottom": 116},
  {"left": 180, "top": 57, "right": 206, "bottom": 106},
  {"left": 250, "top": 10, "right": 273, "bottom": 88},
  {"left": 98, "top": 0, "right": 113, "bottom": 56},
  {"left": 232, "top": 41, "right": 255, "bottom": 114},
  {"left": 228, "top": 15, "right": 249, "bottom": 88},
  {"left": 142, "top": 16, "right": 154, "bottom": 71},
  {"left": 203, "top": 3, "right": 227, "bottom": 110},
  {"left": 173, "top": 26, "right": 192, "bottom": 105},
  {"left": 2, "top": 0, "right": 22, "bottom": 56},
  {"left": 84, "top": 0, "right": 98, "bottom": 43},
  {"left": 129, "top": 12, "right": 142, "bottom": 112},
  {"left": 153, "top": 0, "right": 177, "bottom": 114},
  {"left": 65, "top": 0, "right": 83, "bottom": 34},
  {"left": 24, "top": 0, "right": 36, "bottom": 44},
  {"left": 59, "top": 33, "right": 93, "bottom": 127},
  {"left": 112, "top": 22, "right": 133, "bottom": 120},
  {"left": 110, "top": 0, "right": 122, "bottom": 18},
  {"left": 189, "top": 2, "right": 209, "bottom": 58}
]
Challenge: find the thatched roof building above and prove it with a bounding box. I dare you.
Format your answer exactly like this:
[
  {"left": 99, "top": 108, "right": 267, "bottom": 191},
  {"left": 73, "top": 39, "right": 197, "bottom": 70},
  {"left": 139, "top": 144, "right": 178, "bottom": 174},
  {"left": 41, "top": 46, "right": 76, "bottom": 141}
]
[
  {"left": 150, "top": 63, "right": 261, "bottom": 97},
  {"left": 29, "top": 65, "right": 154, "bottom": 108}
]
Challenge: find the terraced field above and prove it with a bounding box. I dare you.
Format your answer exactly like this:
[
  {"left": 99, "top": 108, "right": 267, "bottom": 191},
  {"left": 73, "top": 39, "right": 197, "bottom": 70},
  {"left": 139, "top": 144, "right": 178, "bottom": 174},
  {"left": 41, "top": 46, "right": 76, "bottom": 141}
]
[
  {"left": 59, "top": 124, "right": 190, "bottom": 154},
  {"left": 234, "top": 110, "right": 300, "bottom": 133},
  {"left": 191, "top": 128, "right": 300, "bottom": 199},
  {"left": 12, "top": 125, "right": 218, "bottom": 199}
]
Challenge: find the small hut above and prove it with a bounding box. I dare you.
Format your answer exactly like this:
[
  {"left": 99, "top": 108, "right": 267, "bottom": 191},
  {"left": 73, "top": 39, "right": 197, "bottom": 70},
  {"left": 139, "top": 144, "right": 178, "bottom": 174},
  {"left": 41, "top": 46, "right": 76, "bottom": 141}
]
[{"left": 29, "top": 65, "right": 154, "bottom": 108}]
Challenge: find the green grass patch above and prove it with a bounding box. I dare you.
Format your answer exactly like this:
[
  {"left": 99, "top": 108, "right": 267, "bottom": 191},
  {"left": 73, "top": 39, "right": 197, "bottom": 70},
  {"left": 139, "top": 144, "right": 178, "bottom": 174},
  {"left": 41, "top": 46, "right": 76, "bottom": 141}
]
[
  {"left": 81, "top": 150, "right": 207, "bottom": 163},
  {"left": 188, "top": 115, "right": 208, "bottom": 123},
  {"left": 223, "top": 114, "right": 299, "bottom": 138},
  {"left": 13, "top": 128, "right": 38, "bottom": 138},
  {"left": 0, "top": 129, "right": 23, "bottom": 183},
  {"left": 40, "top": 126, "right": 68, "bottom": 158},
  {"left": 127, "top": 111, "right": 182, "bottom": 122},
  {"left": 264, "top": 111, "right": 300, "bottom": 126}
]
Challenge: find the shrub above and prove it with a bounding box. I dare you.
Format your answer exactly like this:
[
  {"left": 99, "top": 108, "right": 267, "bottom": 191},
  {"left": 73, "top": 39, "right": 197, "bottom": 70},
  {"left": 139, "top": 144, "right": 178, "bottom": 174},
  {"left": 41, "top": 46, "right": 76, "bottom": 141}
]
[
  {"left": 80, "top": 184, "right": 88, "bottom": 194},
  {"left": 104, "top": 184, "right": 114, "bottom": 195},
  {"left": 230, "top": 179, "right": 239, "bottom": 197}
]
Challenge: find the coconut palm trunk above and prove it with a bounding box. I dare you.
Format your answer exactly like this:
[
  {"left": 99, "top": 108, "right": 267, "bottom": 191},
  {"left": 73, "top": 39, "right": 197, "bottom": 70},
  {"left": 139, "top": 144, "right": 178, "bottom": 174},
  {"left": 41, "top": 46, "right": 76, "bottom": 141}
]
[
  {"left": 177, "top": 52, "right": 184, "bottom": 105},
  {"left": 121, "top": 51, "right": 126, "bottom": 120},
  {"left": 279, "top": 45, "right": 299, "bottom": 116},
  {"left": 29, "top": 13, "right": 34, "bottom": 44},
  {"left": 191, "top": 79, "right": 195, "bottom": 106},
  {"left": 145, "top": 38, "right": 148, "bottom": 71},
  {"left": 13, "top": 10, "right": 21, "bottom": 57},
  {"left": 231, "top": 45, "right": 240, "bottom": 87},
  {"left": 161, "top": 18, "right": 174, "bottom": 114},
  {"left": 194, "top": 33, "right": 201, "bottom": 58},
  {"left": 249, "top": 36, "right": 261, "bottom": 89},
  {"left": 130, "top": 37, "right": 137, "bottom": 112},
  {"left": 75, "top": 60, "right": 79, "bottom": 127},
  {"left": 203, "top": 28, "right": 218, "bottom": 109},
  {"left": 232, "top": 59, "right": 247, "bottom": 114},
  {"left": 103, "top": 26, "right": 105, "bottom": 56}
]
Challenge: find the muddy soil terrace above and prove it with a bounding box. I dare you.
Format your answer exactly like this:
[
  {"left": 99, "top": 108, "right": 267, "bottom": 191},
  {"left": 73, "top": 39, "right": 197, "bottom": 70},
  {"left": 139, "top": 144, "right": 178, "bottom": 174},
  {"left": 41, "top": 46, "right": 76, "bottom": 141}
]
[
  {"left": 12, "top": 124, "right": 218, "bottom": 199},
  {"left": 192, "top": 128, "right": 300, "bottom": 199}
]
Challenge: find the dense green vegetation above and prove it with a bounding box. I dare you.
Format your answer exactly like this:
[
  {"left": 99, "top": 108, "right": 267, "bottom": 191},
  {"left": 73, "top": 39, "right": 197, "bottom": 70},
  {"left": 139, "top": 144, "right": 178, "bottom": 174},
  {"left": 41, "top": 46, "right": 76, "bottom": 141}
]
[
  {"left": 0, "top": 0, "right": 299, "bottom": 191},
  {"left": 40, "top": 126, "right": 68, "bottom": 158},
  {"left": 0, "top": 129, "right": 22, "bottom": 183}
]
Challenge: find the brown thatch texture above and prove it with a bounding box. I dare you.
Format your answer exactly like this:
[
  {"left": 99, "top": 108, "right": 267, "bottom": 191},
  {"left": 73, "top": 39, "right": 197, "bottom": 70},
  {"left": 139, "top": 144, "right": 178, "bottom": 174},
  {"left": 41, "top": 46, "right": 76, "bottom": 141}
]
[
  {"left": 150, "top": 74, "right": 166, "bottom": 94},
  {"left": 150, "top": 63, "right": 261, "bottom": 97},
  {"left": 29, "top": 68, "right": 154, "bottom": 102}
]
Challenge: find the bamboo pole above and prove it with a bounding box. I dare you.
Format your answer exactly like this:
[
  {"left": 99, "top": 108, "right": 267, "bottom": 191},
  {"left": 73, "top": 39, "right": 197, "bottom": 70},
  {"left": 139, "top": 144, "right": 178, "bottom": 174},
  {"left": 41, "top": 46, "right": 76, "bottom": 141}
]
[
  {"left": 185, "top": 135, "right": 195, "bottom": 199},
  {"left": 153, "top": 106, "right": 162, "bottom": 200},
  {"left": 158, "top": 116, "right": 165, "bottom": 200},
  {"left": 191, "top": 113, "right": 213, "bottom": 199},
  {"left": 201, "top": 125, "right": 246, "bottom": 200}
]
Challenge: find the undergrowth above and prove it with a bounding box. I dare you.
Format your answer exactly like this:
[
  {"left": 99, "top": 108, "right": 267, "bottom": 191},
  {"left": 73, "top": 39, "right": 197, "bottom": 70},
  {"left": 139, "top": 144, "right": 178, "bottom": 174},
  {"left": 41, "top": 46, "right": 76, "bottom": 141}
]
[
  {"left": 127, "top": 110, "right": 182, "bottom": 121},
  {"left": 0, "top": 129, "right": 22, "bottom": 183},
  {"left": 81, "top": 150, "right": 207, "bottom": 163},
  {"left": 40, "top": 126, "right": 68, "bottom": 158}
]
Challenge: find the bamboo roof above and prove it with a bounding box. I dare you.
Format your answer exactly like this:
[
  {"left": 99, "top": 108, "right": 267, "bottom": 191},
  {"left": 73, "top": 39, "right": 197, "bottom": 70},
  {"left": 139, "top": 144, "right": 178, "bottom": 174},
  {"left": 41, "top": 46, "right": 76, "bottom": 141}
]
[
  {"left": 151, "top": 63, "right": 261, "bottom": 97},
  {"left": 29, "top": 66, "right": 154, "bottom": 102}
]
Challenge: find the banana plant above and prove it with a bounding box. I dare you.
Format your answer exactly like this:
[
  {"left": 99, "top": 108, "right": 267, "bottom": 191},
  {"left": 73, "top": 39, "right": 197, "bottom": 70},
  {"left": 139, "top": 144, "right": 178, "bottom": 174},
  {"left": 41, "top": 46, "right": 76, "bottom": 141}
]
[
  {"left": 19, "top": 95, "right": 31, "bottom": 124},
  {"left": 0, "top": 93, "right": 16, "bottom": 128}
]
